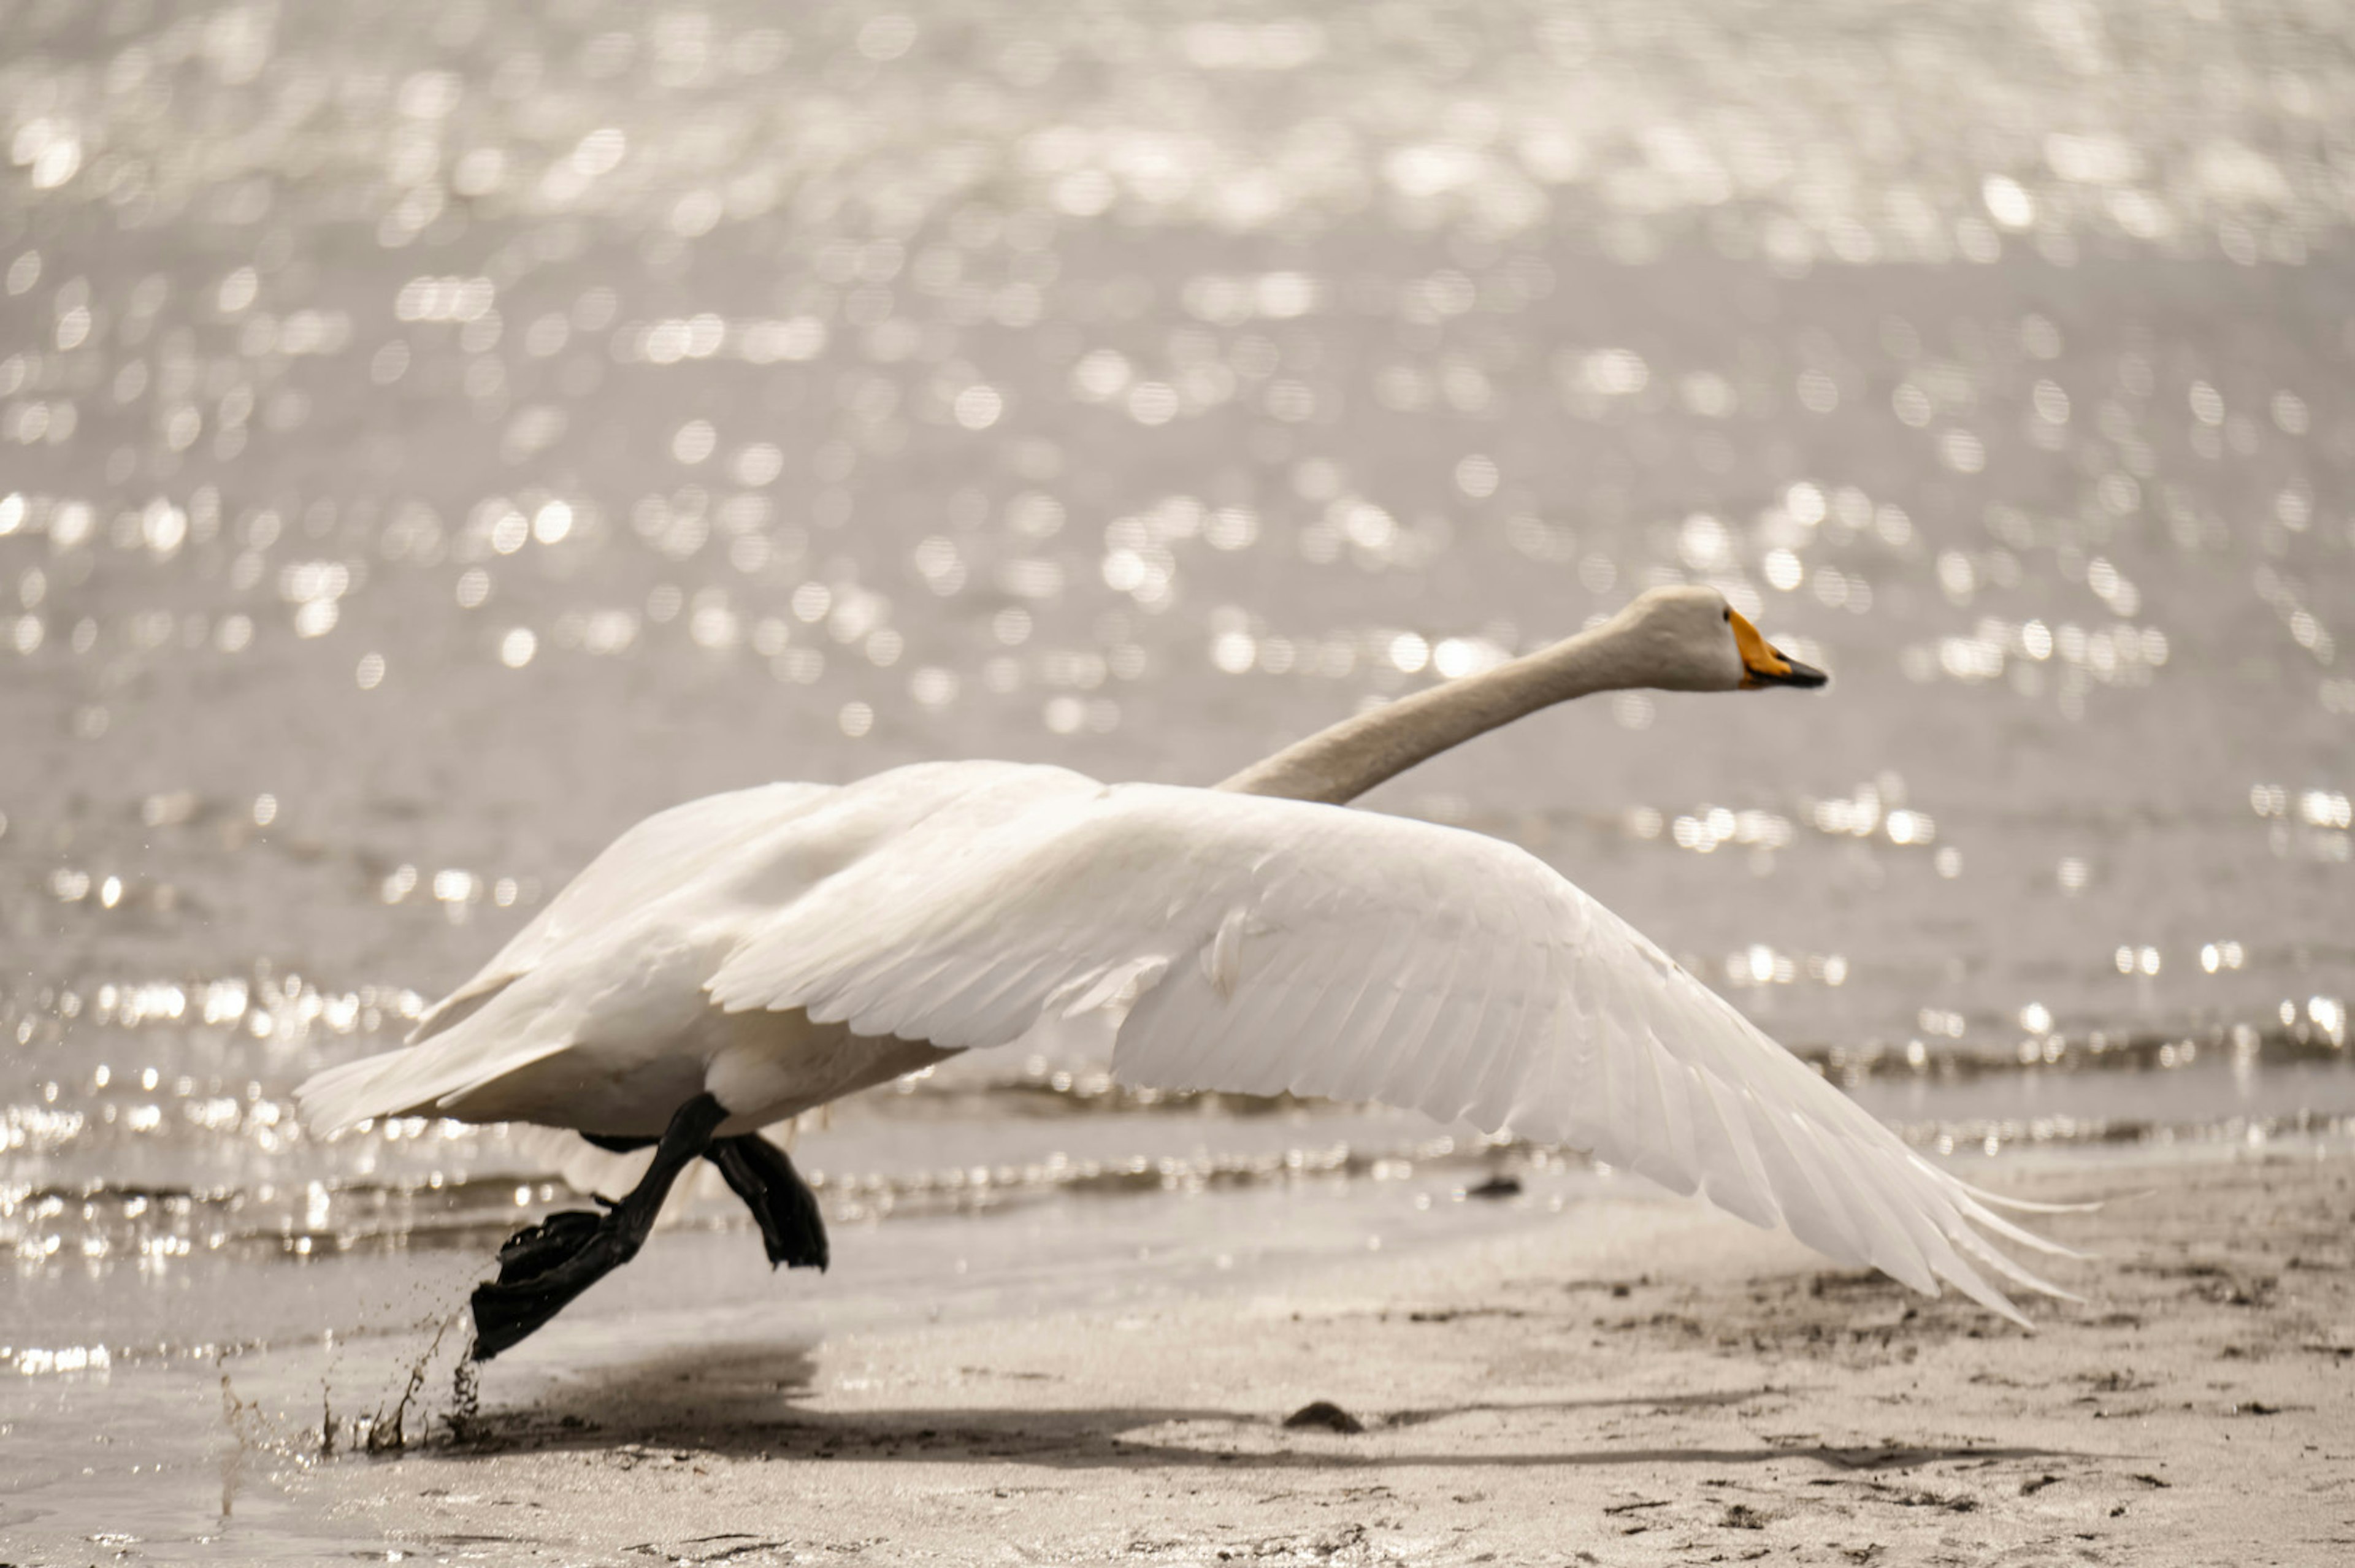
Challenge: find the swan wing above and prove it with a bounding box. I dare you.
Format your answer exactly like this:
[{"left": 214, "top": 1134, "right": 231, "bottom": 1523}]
[
  {"left": 710, "top": 778, "right": 2065, "bottom": 1321},
  {"left": 402, "top": 781, "right": 842, "bottom": 1045},
  {"left": 298, "top": 762, "right": 1084, "bottom": 1131}
]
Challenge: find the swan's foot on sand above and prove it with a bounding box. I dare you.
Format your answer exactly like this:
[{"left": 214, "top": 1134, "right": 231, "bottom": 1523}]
[
  {"left": 469, "top": 1093, "right": 730, "bottom": 1361},
  {"left": 708, "top": 1133, "right": 829, "bottom": 1271}
]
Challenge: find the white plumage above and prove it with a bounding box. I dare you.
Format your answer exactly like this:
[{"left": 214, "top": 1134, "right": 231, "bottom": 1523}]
[{"left": 301, "top": 757, "right": 2074, "bottom": 1324}]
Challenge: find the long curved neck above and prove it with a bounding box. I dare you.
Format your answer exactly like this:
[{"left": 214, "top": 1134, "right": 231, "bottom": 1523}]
[{"left": 1214, "top": 611, "right": 1648, "bottom": 805}]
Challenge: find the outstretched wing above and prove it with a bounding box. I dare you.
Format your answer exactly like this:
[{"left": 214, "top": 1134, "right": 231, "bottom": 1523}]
[
  {"left": 297, "top": 762, "right": 1084, "bottom": 1133},
  {"left": 709, "top": 778, "right": 2070, "bottom": 1321}
]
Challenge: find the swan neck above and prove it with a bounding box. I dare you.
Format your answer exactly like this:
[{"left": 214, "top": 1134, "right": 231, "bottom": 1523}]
[{"left": 1213, "top": 621, "right": 1630, "bottom": 805}]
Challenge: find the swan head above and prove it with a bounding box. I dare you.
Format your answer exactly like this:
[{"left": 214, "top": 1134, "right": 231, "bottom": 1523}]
[{"left": 1607, "top": 585, "right": 1829, "bottom": 693}]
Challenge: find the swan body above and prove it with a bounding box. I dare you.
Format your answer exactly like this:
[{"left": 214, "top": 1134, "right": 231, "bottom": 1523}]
[{"left": 300, "top": 586, "right": 2070, "bottom": 1333}]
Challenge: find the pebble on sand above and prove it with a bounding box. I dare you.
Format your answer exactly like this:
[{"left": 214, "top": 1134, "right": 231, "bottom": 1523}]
[{"left": 1283, "top": 1401, "right": 1366, "bottom": 1434}]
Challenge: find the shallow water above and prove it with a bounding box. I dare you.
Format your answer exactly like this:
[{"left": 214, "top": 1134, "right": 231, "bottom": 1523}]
[{"left": 4, "top": 0, "right": 2354, "bottom": 1552}]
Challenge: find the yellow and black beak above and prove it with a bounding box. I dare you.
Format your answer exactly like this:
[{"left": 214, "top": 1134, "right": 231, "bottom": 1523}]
[{"left": 1729, "top": 608, "right": 1829, "bottom": 690}]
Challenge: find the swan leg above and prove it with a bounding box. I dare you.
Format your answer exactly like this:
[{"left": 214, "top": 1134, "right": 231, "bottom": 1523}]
[
  {"left": 562, "top": 1126, "right": 829, "bottom": 1268},
  {"left": 470, "top": 1093, "right": 730, "bottom": 1361},
  {"left": 706, "top": 1133, "right": 830, "bottom": 1271}
]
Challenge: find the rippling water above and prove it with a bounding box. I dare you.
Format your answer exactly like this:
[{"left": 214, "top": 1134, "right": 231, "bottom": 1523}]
[{"left": 3, "top": 0, "right": 2353, "bottom": 1550}]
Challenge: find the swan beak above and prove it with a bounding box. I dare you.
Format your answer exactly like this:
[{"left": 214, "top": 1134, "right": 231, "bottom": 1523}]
[
  {"left": 1752, "top": 654, "right": 1828, "bottom": 689},
  {"left": 1729, "top": 610, "right": 1829, "bottom": 690}
]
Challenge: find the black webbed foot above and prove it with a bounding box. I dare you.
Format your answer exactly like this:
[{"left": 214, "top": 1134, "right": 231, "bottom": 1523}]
[
  {"left": 492, "top": 1209, "right": 608, "bottom": 1286},
  {"left": 470, "top": 1212, "right": 645, "bottom": 1360},
  {"left": 707, "top": 1133, "right": 829, "bottom": 1271},
  {"left": 469, "top": 1093, "right": 730, "bottom": 1361}
]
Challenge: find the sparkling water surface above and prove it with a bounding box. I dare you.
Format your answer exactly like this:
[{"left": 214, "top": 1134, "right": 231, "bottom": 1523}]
[{"left": 3, "top": 0, "right": 2353, "bottom": 1554}]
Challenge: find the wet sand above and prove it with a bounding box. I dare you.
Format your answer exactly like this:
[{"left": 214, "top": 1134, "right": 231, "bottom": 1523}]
[{"left": 275, "top": 1142, "right": 2355, "bottom": 1566}]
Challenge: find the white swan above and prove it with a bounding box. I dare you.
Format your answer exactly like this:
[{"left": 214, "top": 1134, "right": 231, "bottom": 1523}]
[{"left": 300, "top": 586, "right": 2072, "bottom": 1357}]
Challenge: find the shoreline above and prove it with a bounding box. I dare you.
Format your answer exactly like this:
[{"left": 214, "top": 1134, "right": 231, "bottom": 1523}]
[{"left": 29, "top": 1138, "right": 2337, "bottom": 1565}]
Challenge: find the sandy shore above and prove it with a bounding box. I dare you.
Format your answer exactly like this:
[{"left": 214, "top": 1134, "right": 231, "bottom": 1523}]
[{"left": 253, "top": 1141, "right": 2353, "bottom": 1567}]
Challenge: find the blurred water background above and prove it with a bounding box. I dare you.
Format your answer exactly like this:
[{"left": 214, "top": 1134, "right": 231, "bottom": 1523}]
[{"left": 3, "top": 0, "right": 2353, "bottom": 1552}]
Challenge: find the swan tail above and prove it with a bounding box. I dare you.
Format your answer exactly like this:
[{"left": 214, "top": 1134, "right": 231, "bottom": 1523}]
[
  {"left": 294, "top": 1050, "right": 412, "bottom": 1136},
  {"left": 297, "top": 1031, "right": 578, "bottom": 1136}
]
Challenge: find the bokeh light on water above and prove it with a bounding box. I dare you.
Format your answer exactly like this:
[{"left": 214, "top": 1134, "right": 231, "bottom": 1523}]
[{"left": 2, "top": 0, "right": 2352, "bottom": 1296}]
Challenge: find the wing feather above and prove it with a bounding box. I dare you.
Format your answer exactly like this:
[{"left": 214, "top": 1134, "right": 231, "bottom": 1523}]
[
  {"left": 1390, "top": 912, "right": 1503, "bottom": 1122},
  {"left": 1739, "top": 1093, "right": 1870, "bottom": 1264},
  {"left": 1457, "top": 931, "right": 1542, "bottom": 1132},
  {"left": 1200, "top": 938, "right": 1325, "bottom": 1096},
  {"left": 1788, "top": 1118, "right": 1934, "bottom": 1293},
  {"left": 1688, "top": 1068, "right": 1782, "bottom": 1230},
  {"left": 1248, "top": 958, "right": 1347, "bottom": 1098}
]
